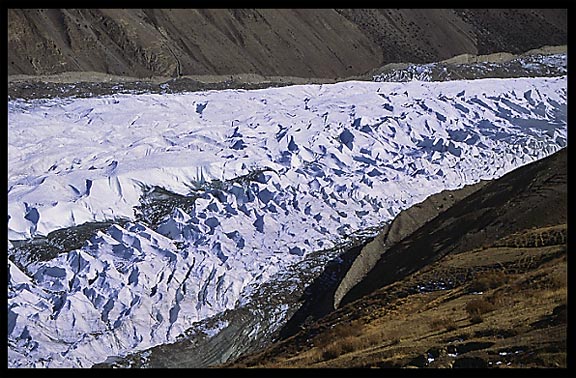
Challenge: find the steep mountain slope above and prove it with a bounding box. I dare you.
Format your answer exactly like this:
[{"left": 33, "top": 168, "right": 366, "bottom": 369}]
[
  {"left": 7, "top": 9, "right": 567, "bottom": 78},
  {"left": 337, "top": 9, "right": 567, "bottom": 65},
  {"left": 227, "top": 147, "right": 567, "bottom": 368},
  {"left": 7, "top": 9, "right": 380, "bottom": 78}
]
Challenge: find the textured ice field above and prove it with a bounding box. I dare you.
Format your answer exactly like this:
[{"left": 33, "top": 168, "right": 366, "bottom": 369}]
[{"left": 8, "top": 76, "right": 567, "bottom": 367}]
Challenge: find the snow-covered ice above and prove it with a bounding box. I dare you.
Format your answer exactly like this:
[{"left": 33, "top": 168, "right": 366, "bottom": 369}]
[{"left": 8, "top": 76, "right": 567, "bottom": 367}]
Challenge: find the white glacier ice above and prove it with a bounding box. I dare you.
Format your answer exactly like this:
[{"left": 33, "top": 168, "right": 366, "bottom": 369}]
[{"left": 7, "top": 76, "right": 567, "bottom": 367}]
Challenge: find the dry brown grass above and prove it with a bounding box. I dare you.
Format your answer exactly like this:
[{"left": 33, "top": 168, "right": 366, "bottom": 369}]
[
  {"left": 429, "top": 317, "right": 458, "bottom": 332},
  {"left": 320, "top": 336, "right": 364, "bottom": 360},
  {"left": 538, "top": 267, "right": 567, "bottom": 291},
  {"left": 361, "top": 327, "right": 403, "bottom": 348},
  {"left": 468, "top": 270, "right": 509, "bottom": 292},
  {"left": 320, "top": 343, "right": 343, "bottom": 360},
  {"left": 312, "top": 322, "right": 408, "bottom": 363},
  {"left": 465, "top": 298, "right": 496, "bottom": 324},
  {"left": 493, "top": 224, "right": 566, "bottom": 248},
  {"left": 313, "top": 320, "right": 363, "bottom": 349},
  {"left": 227, "top": 228, "right": 567, "bottom": 369}
]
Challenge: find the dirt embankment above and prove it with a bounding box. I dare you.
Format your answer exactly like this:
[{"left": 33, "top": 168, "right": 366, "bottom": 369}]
[{"left": 333, "top": 181, "right": 487, "bottom": 309}]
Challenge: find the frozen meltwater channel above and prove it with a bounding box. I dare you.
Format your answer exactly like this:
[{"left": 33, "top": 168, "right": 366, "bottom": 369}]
[{"left": 8, "top": 77, "right": 567, "bottom": 367}]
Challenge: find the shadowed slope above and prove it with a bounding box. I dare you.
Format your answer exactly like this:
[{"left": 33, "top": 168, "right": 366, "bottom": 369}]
[{"left": 8, "top": 9, "right": 567, "bottom": 78}]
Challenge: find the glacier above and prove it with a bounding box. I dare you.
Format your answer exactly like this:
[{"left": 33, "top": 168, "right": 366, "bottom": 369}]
[{"left": 7, "top": 76, "right": 567, "bottom": 367}]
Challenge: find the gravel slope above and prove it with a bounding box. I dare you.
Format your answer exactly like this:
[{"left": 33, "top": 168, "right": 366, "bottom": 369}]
[{"left": 8, "top": 9, "right": 567, "bottom": 79}]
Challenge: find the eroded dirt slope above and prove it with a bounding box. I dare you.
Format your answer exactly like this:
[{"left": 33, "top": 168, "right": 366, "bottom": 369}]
[
  {"left": 8, "top": 9, "right": 567, "bottom": 79},
  {"left": 7, "top": 9, "right": 380, "bottom": 78}
]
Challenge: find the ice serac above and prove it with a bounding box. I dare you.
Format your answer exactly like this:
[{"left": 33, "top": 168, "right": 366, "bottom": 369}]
[{"left": 7, "top": 76, "right": 567, "bottom": 367}]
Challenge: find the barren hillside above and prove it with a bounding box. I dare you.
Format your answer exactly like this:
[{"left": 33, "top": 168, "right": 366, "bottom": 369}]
[{"left": 7, "top": 9, "right": 567, "bottom": 78}]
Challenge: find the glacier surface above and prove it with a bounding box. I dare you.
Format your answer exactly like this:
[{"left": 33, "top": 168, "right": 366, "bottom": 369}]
[{"left": 8, "top": 76, "right": 567, "bottom": 367}]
